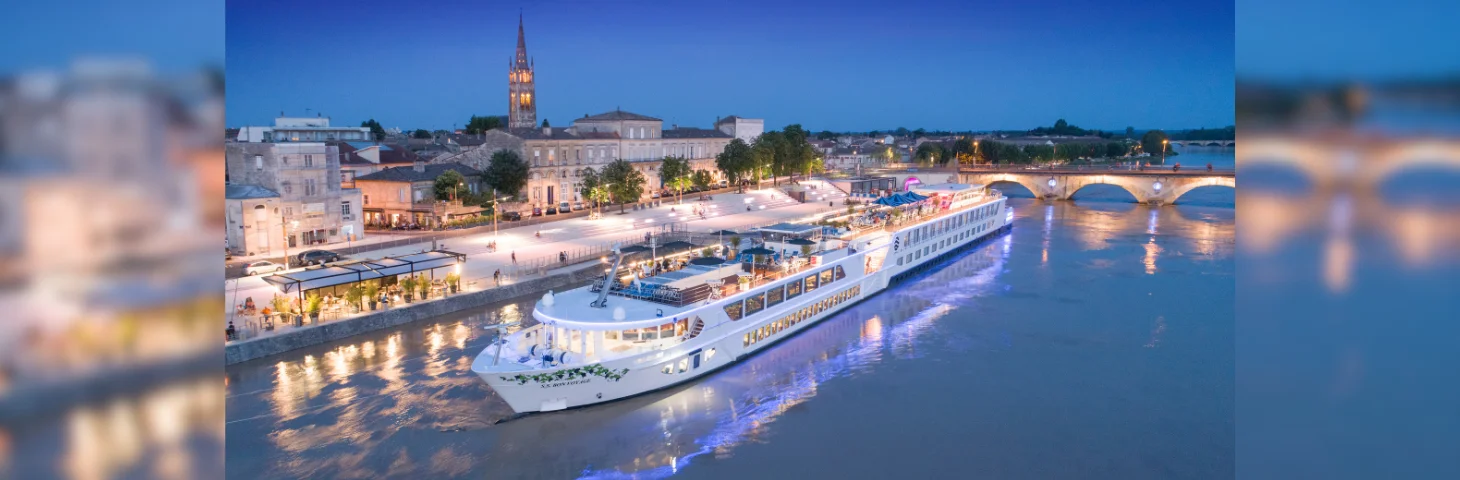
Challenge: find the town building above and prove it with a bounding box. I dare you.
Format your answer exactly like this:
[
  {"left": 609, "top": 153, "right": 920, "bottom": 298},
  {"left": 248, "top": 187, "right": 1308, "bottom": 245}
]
[
  {"left": 426, "top": 16, "right": 748, "bottom": 209},
  {"left": 332, "top": 141, "right": 425, "bottom": 187},
  {"left": 224, "top": 142, "right": 364, "bottom": 255},
  {"left": 353, "top": 161, "right": 484, "bottom": 228},
  {"left": 714, "top": 115, "right": 764, "bottom": 144},
  {"left": 234, "top": 115, "right": 372, "bottom": 143}
]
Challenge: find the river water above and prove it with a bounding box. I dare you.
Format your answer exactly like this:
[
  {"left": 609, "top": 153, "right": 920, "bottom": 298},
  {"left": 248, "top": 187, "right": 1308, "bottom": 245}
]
[{"left": 220, "top": 150, "right": 1236, "bottom": 479}]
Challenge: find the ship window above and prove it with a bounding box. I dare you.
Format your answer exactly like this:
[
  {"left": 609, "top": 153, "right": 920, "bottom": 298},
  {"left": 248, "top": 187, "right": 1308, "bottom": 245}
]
[
  {"left": 606, "top": 331, "right": 619, "bottom": 340},
  {"left": 820, "top": 269, "right": 834, "bottom": 285},
  {"left": 724, "top": 301, "right": 744, "bottom": 321},
  {"left": 641, "top": 327, "right": 659, "bottom": 341},
  {"left": 834, "top": 266, "right": 845, "bottom": 280},
  {"left": 786, "top": 280, "right": 802, "bottom": 298},
  {"left": 804, "top": 274, "right": 819, "bottom": 292},
  {"left": 678, "top": 358, "right": 689, "bottom": 373},
  {"left": 766, "top": 286, "right": 785, "bottom": 307},
  {"left": 705, "top": 348, "right": 716, "bottom": 361},
  {"left": 624, "top": 329, "right": 640, "bottom": 342},
  {"left": 662, "top": 364, "right": 673, "bottom": 374},
  {"left": 660, "top": 323, "right": 674, "bottom": 338},
  {"left": 743, "top": 333, "right": 751, "bottom": 347},
  {"left": 745, "top": 293, "right": 765, "bottom": 315},
  {"left": 897, "top": 257, "right": 904, "bottom": 266}
]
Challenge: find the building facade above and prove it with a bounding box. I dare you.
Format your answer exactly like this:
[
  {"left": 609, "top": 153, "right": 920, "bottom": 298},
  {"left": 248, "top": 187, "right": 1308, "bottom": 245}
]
[
  {"left": 234, "top": 115, "right": 372, "bottom": 143},
  {"left": 353, "top": 161, "right": 483, "bottom": 228},
  {"left": 714, "top": 115, "right": 765, "bottom": 144},
  {"left": 224, "top": 142, "right": 364, "bottom": 255}
]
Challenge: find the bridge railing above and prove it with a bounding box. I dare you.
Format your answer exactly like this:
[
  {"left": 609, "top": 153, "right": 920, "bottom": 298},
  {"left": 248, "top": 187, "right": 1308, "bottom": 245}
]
[{"left": 959, "top": 163, "right": 1235, "bottom": 174}]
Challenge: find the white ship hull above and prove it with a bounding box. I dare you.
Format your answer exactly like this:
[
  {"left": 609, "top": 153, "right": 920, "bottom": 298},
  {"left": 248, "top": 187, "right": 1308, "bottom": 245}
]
[{"left": 475, "top": 195, "right": 1012, "bottom": 414}]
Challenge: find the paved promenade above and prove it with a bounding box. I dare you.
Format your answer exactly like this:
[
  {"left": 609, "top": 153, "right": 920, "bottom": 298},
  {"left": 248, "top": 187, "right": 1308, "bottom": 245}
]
[{"left": 224, "top": 183, "right": 851, "bottom": 342}]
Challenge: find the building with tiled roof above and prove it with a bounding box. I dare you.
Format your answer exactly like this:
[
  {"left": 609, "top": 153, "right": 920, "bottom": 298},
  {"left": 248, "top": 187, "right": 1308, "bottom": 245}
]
[{"left": 353, "top": 162, "right": 484, "bottom": 228}]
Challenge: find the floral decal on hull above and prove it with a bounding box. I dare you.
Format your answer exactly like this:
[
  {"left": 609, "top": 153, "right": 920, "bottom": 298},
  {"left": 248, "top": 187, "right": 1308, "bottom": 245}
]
[{"left": 500, "top": 364, "right": 630, "bottom": 385}]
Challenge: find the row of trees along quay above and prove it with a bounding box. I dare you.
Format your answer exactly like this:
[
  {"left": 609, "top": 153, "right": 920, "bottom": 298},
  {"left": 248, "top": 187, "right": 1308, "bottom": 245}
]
[{"left": 715, "top": 124, "right": 823, "bottom": 187}]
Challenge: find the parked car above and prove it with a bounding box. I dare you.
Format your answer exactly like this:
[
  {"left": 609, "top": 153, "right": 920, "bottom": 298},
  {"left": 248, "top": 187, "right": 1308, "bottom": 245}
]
[
  {"left": 531, "top": 207, "right": 543, "bottom": 217},
  {"left": 572, "top": 201, "right": 584, "bottom": 211},
  {"left": 297, "top": 250, "right": 342, "bottom": 266},
  {"left": 503, "top": 211, "right": 523, "bottom": 221},
  {"left": 559, "top": 201, "right": 572, "bottom": 213},
  {"left": 245, "top": 260, "right": 285, "bottom": 275},
  {"left": 546, "top": 206, "right": 558, "bottom": 215}
]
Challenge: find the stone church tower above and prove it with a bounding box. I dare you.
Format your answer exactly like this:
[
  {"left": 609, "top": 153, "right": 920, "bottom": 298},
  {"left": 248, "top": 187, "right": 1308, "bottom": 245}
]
[{"left": 508, "top": 14, "right": 537, "bottom": 129}]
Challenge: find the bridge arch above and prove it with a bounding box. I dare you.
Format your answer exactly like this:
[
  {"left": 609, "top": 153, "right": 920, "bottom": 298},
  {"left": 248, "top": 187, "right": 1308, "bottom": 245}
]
[
  {"left": 1369, "top": 141, "right": 1460, "bottom": 183},
  {"left": 1066, "top": 181, "right": 1141, "bottom": 203},
  {"left": 986, "top": 179, "right": 1037, "bottom": 197},
  {"left": 1169, "top": 177, "right": 1237, "bottom": 204}
]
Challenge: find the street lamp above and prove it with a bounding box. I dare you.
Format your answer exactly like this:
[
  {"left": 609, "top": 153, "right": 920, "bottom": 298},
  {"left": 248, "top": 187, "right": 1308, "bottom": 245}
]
[
  {"left": 282, "top": 219, "right": 299, "bottom": 268},
  {"left": 1162, "top": 139, "right": 1168, "bottom": 165}
]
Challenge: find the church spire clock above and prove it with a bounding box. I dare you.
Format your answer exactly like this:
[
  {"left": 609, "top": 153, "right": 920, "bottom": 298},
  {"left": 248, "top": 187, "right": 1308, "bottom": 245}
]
[{"left": 508, "top": 13, "right": 537, "bottom": 130}]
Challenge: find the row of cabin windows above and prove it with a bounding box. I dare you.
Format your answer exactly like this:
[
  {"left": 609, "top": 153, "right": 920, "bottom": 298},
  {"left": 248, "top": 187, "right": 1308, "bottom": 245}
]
[
  {"left": 723, "top": 266, "right": 847, "bottom": 321},
  {"left": 604, "top": 318, "right": 691, "bottom": 342},
  {"left": 743, "top": 285, "right": 861, "bottom": 348},
  {"left": 904, "top": 202, "right": 1001, "bottom": 246},
  {"left": 660, "top": 348, "right": 717, "bottom": 374},
  {"left": 896, "top": 221, "right": 993, "bottom": 266}
]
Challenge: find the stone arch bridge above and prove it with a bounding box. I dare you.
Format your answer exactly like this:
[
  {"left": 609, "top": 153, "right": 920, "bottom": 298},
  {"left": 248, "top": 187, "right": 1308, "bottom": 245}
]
[{"left": 959, "top": 168, "right": 1236, "bottom": 205}]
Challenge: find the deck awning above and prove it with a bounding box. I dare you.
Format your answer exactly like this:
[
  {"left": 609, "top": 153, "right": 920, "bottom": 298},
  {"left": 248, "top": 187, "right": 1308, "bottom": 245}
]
[{"left": 261, "top": 250, "right": 467, "bottom": 294}]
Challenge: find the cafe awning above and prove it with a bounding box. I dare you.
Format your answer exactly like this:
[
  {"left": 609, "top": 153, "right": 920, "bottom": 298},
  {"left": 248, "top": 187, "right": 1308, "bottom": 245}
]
[{"left": 261, "top": 250, "right": 466, "bottom": 294}]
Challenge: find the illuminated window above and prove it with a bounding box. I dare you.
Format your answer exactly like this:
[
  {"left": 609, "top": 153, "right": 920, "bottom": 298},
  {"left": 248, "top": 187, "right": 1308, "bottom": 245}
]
[
  {"left": 745, "top": 292, "right": 765, "bottom": 315},
  {"left": 786, "top": 280, "right": 802, "bottom": 298},
  {"left": 705, "top": 348, "right": 716, "bottom": 361},
  {"left": 804, "top": 274, "right": 819, "bottom": 292},
  {"left": 724, "top": 301, "right": 744, "bottom": 321},
  {"left": 662, "top": 364, "right": 673, "bottom": 374},
  {"left": 767, "top": 286, "right": 785, "bottom": 307},
  {"left": 678, "top": 358, "right": 689, "bottom": 373}
]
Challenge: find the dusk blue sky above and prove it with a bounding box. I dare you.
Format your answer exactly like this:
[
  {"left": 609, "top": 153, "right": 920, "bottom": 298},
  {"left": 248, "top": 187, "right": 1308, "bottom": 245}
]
[{"left": 226, "top": 0, "right": 1235, "bottom": 132}]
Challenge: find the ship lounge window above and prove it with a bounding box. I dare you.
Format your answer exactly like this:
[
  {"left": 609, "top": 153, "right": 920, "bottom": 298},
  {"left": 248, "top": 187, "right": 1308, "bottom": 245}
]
[
  {"left": 661, "top": 323, "right": 675, "bottom": 339},
  {"left": 678, "top": 358, "right": 689, "bottom": 373},
  {"left": 834, "top": 266, "right": 845, "bottom": 280},
  {"left": 624, "top": 329, "right": 640, "bottom": 342},
  {"left": 662, "top": 364, "right": 673, "bottom": 374},
  {"left": 606, "top": 331, "right": 619, "bottom": 340},
  {"left": 641, "top": 327, "right": 659, "bottom": 341},
  {"left": 724, "top": 301, "right": 744, "bottom": 321},
  {"left": 786, "top": 280, "right": 803, "bottom": 298},
  {"left": 767, "top": 286, "right": 785, "bottom": 307},
  {"left": 745, "top": 293, "right": 765, "bottom": 315},
  {"left": 804, "top": 274, "right": 819, "bottom": 292},
  {"left": 819, "top": 268, "right": 834, "bottom": 285}
]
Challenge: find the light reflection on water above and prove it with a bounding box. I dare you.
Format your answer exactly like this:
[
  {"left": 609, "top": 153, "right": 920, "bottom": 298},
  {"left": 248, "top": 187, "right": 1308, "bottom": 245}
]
[{"left": 224, "top": 198, "right": 1234, "bottom": 479}]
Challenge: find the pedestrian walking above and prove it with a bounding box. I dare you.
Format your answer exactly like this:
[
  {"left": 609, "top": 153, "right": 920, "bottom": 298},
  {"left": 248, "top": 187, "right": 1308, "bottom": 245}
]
[
  {"left": 494, "top": 269, "right": 501, "bottom": 286},
  {"left": 511, "top": 251, "right": 517, "bottom": 264}
]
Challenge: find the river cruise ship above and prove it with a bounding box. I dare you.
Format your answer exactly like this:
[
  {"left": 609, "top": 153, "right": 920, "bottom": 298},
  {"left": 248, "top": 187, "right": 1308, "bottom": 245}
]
[{"left": 473, "top": 183, "right": 1013, "bottom": 413}]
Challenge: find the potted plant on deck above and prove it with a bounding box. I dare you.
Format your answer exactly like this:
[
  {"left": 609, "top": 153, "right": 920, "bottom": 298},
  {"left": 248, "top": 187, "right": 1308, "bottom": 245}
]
[
  {"left": 416, "top": 274, "right": 431, "bottom": 300},
  {"left": 345, "top": 286, "right": 364, "bottom": 313},
  {"left": 364, "top": 284, "right": 379, "bottom": 311},
  {"left": 401, "top": 276, "right": 416, "bottom": 303},
  {"left": 269, "top": 294, "right": 290, "bottom": 331},
  {"left": 445, "top": 272, "right": 460, "bottom": 294},
  {"left": 305, "top": 293, "right": 322, "bottom": 324}
]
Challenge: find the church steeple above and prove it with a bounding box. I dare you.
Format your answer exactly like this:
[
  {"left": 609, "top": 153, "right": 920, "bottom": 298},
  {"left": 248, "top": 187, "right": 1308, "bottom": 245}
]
[{"left": 507, "top": 13, "right": 537, "bottom": 130}]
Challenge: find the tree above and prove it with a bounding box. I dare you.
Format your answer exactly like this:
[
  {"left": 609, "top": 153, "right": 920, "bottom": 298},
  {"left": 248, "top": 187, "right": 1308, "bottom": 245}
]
[
  {"left": 894, "top": 127, "right": 910, "bottom": 137},
  {"left": 360, "top": 119, "right": 385, "bottom": 141},
  {"left": 433, "top": 169, "right": 467, "bottom": 201},
  {"left": 432, "top": 129, "right": 449, "bottom": 137},
  {"left": 913, "top": 128, "right": 926, "bottom": 138},
  {"left": 1125, "top": 126, "right": 1135, "bottom": 139},
  {"left": 465, "top": 115, "right": 503, "bottom": 134},
  {"left": 1141, "top": 130, "right": 1170, "bottom": 164},
  {"left": 1106, "top": 142, "right": 1128, "bottom": 158},
  {"left": 659, "top": 156, "right": 693, "bottom": 204},
  {"left": 914, "top": 142, "right": 945, "bottom": 165},
  {"left": 868, "top": 130, "right": 880, "bottom": 137},
  {"left": 601, "top": 159, "right": 646, "bottom": 213},
  {"left": 816, "top": 131, "right": 837, "bottom": 140},
  {"left": 716, "top": 138, "right": 755, "bottom": 185},
  {"left": 483, "top": 149, "right": 529, "bottom": 197},
  {"left": 781, "top": 124, "right": 814, "bottom": 180},
  {"left": 692, "top": 169, "right": 713, "bottom": 190},
  {"left": 412, "top": 129, "right": 432, "bottom": 139},
  {"left": 752, "top": 131, "right": 785, "bottom": 185}
]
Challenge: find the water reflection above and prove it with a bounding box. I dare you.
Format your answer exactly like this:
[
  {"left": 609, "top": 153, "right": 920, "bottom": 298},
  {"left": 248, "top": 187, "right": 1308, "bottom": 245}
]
[{"left": 2, "top": 375, "right": 223, "bottom": 479}]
